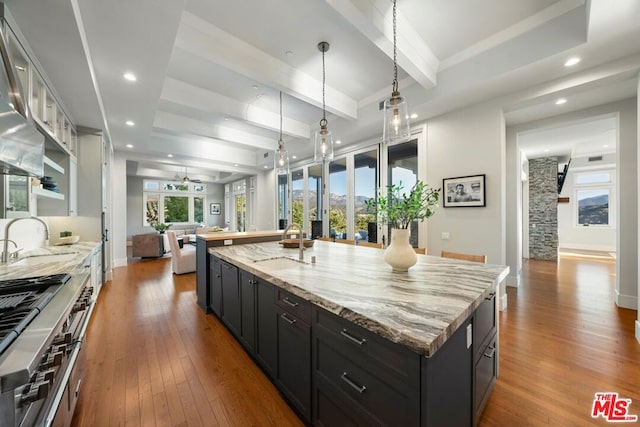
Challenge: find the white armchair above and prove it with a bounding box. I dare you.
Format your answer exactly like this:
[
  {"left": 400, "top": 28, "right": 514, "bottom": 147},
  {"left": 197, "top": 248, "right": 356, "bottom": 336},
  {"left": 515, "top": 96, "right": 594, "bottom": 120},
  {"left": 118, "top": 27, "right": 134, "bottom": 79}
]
[{"left": 166, "top": 231, "right": 196, "bottom": 274}]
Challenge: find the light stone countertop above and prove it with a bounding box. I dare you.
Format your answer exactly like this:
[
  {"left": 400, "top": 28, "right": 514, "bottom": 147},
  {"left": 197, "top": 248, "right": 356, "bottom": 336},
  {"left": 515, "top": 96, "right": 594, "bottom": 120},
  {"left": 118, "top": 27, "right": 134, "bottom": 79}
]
[
  {"left": 196, "top": 230, "right": 303, "bottom": 241},
  {"left": 0, "top": 241, "right": 101, "bottom": 280},
  {"left": 210, "top": 240, "right": 509, "bottom": 357}
]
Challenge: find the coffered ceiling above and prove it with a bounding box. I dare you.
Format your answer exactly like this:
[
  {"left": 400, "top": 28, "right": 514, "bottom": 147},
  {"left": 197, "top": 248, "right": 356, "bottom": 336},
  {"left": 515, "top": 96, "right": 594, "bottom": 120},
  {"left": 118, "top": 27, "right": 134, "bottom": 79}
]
[{"left": 6, "top": 0, "right": 640, "bottom": 183}]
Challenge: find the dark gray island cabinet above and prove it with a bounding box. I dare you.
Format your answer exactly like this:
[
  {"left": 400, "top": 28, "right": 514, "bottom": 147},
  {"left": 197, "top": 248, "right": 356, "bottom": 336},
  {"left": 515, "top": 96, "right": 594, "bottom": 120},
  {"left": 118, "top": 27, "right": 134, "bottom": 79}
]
[{"left": 206, "top": 247, "right": 504, "bottom": 427}]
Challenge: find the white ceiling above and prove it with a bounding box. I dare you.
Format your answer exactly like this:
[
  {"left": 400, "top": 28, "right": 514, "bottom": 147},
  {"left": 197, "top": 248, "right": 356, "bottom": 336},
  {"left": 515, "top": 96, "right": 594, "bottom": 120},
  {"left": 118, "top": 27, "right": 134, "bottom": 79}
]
[{"left": 5, "top": 0, "right": 640, "bottom": 183}]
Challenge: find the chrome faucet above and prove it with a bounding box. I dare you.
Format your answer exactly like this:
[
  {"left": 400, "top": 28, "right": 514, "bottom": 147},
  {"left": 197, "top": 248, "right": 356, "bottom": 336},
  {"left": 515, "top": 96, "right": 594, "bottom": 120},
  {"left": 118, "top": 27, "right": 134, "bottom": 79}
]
[
  {"left": 2, "top": 217, "right": 50, "bottom": 263},
  {"left": 282, "top": 223, "right": 305, "bottom": 261}
]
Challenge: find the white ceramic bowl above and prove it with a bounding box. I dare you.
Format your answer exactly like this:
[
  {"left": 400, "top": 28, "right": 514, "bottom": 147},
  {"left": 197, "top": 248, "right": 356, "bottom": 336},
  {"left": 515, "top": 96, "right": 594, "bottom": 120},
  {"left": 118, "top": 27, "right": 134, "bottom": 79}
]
[{"left": 59, "top": 235, "right": 80, "bottom": 245}]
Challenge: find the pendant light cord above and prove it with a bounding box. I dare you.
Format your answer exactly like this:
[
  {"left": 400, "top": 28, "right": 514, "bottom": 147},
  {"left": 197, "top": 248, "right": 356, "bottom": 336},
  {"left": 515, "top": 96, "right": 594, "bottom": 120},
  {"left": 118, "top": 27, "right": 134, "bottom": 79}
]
[
  {"left": 392, "top": 0, "right": 398, "bottom": 94},
  {"left": 279, "top": 91, "right": 283, "bottom": 142},
  {"left": 321, "top": 46, "right": 327, "bottom": 126}
]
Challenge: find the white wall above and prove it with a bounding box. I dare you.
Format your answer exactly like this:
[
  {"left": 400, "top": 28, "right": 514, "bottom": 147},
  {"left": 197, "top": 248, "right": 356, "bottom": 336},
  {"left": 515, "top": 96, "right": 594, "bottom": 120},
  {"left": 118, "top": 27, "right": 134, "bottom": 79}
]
[
  {"left": 636, "top": 75, "right": 640, "bottom": 344},
  {"left": 557, "top": 158, "right": 616, "bottom": 252},
  {"left": 255, "top": 169, "right": 276, "bottom": 230},
  {"left": 112, "top": 153, "right": 128, "bottom": 268},
  {"left": 426, "top": 101, "right": 507, "bottom": 265}
]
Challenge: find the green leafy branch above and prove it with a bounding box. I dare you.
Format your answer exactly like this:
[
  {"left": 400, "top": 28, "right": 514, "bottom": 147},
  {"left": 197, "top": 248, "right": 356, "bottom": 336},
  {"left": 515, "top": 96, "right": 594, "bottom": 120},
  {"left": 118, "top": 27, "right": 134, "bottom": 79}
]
[{"left": 366, "top": 181, "right": 440, "bottom": 229}]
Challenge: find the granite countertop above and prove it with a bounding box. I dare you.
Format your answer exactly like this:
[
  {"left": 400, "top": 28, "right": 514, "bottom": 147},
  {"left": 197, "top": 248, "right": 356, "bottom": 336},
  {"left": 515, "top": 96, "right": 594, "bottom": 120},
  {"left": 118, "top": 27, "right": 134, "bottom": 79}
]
[
  {"left": 0, "top": 241, "right": 101, "bottom": 280},
  {"left": 196, "top": 230, "right": 303, "bottom": 241},
  {"left": 209, "top": 241, "right": 509, "bottom": 357}
]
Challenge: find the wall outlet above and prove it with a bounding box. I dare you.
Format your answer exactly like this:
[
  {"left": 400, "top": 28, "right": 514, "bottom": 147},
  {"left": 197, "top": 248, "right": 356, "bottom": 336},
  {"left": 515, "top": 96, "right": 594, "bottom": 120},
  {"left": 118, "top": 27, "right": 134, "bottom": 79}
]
[
  {"left": 441, "top": 232, "right": 450, "bottom": 240},
  {"left": 223, "top": 239, "right": 233, "bottom": 245}
]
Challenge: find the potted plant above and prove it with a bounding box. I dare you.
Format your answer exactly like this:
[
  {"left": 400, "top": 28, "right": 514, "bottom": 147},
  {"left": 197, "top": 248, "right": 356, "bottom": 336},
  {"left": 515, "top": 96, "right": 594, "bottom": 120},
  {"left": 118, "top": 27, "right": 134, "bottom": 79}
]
[
  {"left": 367, "top": 181, "right": 440, "bottom": 272},
  {"left": 151, "top": 222, "right": 171, "bottom": 234}
]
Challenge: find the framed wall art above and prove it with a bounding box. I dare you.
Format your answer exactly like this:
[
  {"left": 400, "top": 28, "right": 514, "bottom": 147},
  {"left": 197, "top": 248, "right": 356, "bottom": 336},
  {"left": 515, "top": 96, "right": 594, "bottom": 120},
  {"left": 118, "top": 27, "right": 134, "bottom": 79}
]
[
  {"left": 443, "top": 174, "right": 486, "bottom": 207},
  {"left": 210, "top": 203, "right": 221, "bottom": 215}
]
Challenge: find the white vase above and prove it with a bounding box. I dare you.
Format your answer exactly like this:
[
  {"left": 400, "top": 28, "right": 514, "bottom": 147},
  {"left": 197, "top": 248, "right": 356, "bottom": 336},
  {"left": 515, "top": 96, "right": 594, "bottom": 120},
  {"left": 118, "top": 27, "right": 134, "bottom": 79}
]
[{"left": 383, "top": 228, "right": 417, "bottom": 272}]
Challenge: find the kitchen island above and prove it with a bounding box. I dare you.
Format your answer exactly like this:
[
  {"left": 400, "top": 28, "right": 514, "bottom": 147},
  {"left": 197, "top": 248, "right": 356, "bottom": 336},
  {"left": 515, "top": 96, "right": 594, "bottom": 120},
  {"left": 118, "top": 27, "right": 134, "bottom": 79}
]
[
  {"left": 195, "top": 230, "right": 304, "bottom": 313},
  {"left": 206, "top": 241, "right": 509, "bottom": 426}
]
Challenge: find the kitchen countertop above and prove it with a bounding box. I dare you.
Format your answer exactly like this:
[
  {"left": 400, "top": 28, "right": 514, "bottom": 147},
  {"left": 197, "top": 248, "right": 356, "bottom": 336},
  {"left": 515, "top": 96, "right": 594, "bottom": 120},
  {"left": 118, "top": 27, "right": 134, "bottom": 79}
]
[
  {"left": 209, "top": 241, "right": 509, "bottom": 357},
  {"left": 0, "top": 241, "right": 101, "bottom": 280},
  {"left": 196, "top": 230, "right": 303, "bottom": 242}
]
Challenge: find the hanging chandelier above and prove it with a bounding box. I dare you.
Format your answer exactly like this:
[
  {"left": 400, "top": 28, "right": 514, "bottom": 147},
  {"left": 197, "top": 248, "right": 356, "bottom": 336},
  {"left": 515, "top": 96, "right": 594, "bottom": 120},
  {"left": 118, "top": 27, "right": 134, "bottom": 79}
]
[
  {"left": 314, "top": 41, "right": 334, "bottom": 163},
  {"left": 274, "top": 91, "right": 289, "bottom": 175},
  {"left": 382, "top": 0, "right": 410, "bottom": 143}
]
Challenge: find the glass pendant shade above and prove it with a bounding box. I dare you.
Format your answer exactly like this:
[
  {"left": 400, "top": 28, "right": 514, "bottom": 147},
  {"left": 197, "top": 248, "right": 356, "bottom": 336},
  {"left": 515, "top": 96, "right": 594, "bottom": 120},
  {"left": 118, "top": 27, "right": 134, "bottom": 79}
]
[
  {"left": 383, "top": 92, "right": 410, "bottom": 143},
  {"left": 314, "top": 122, "right": 334, "bottom": 163},
  {"left": 275, "top": 140, "right": 289, "bottom": 176}
]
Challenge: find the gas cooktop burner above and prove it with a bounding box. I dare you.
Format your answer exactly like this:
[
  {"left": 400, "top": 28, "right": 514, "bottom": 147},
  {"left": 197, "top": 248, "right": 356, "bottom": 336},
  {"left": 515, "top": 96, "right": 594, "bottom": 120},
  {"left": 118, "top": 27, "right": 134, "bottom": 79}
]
[{"left": 0, "top": 273, "right": 71, "bottom": 296}]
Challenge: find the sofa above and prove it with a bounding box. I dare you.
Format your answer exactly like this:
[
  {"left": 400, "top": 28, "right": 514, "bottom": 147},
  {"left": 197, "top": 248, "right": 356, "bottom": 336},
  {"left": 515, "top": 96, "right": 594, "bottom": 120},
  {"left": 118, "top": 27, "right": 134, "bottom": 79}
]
[{"left": 132, "top": 233, "right": 164, "bottom": 258}]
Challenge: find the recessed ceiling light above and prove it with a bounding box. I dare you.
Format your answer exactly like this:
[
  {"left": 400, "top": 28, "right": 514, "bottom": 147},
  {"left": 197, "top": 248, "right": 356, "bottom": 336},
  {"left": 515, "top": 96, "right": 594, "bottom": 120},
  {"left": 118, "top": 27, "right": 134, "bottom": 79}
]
[
  {"left": 336, "top": 140, "right": 342, "bottom": 144},
  {"left": 167, "top": 154, "right": 173, "bottom": 158},
  {"left": 125, "top": 120, "right": 135, "bottom": 126},
  {"left": 252, "top": 85, "right": 259, "bottom": 90},
  {"left": 224, "top": 117, "right": 230, "bottom": 121},
  {"left": 410, "top": 113, "right": 418, "bottom": 119},
  {"left": 234, "top": 164, "right": 239, "bottom": 167},
  {"left": 263, "top": 165, "right": 268, "bottom": 169},
  {"left": 123, "top": 72, "right": 137, "bottom": 82},
  {"left": 603, "top": 144, "right": 609, "bottom": 148},
  {"left": 285, "top": 51, "right": 294, "bottom": 57},
  {"left": 292, "top": 155, "right": 297, "bottom": 159},
  {"left": 544, "top": 149, "right": 550, "bottom": 152},
  {"left": 564, "top": 57, "right": 581, "bottom": 67},
  {"left": 126, "top": 144, "right": 133, "bottom": 148},
  {"left": 555, "top": 98, "right": 567, "bottom": 105}
]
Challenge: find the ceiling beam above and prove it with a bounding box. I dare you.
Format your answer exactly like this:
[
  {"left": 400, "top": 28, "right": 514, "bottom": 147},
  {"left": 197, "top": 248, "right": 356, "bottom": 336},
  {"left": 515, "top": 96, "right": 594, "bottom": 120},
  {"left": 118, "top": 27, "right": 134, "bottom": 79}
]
[
  {"left": 153, "top": 111, "right": 277, "bottom": 151},
  {"left": 160, "top": 77, "right": 310, "bottom": 138},
  {"left": 324, "top": 0, "right": 438, "bottom": 91},
  {"left": 175, "top": 12, "right": 357, "bottom": 120}
]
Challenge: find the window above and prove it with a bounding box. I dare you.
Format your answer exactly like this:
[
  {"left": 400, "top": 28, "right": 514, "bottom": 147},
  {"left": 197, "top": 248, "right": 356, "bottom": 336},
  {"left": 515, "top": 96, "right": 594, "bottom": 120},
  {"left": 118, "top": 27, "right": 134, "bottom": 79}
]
[
  {"left": 329, "top": 158, "right": 347, "bottom": 239},
  {"left": 354, "top": 150, "right": 377, "bottom": 241},
  {"left": 388, "top": 140, "right": 418, "bottom": 246},
  {"left": 574, "top": 171, "right": 613, "bottom": 227},
  {"left": 308, "top": 164, "right": 323, "bottom": 229},
  {"left": 143, "top": 180, "right": 207, "bottom": 225},
  {"left": 277, "top": 174, "right": 288, "bottom": 228},
  {"left": 292, "top": 169, "right": 304, "bottom": 229}
]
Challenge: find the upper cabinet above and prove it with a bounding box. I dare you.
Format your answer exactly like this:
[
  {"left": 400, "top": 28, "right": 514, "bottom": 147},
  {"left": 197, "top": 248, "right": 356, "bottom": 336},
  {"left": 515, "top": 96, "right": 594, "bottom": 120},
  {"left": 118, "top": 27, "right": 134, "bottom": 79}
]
[{"left": 2, "top": 13, "right": 79, "bottom": 216}]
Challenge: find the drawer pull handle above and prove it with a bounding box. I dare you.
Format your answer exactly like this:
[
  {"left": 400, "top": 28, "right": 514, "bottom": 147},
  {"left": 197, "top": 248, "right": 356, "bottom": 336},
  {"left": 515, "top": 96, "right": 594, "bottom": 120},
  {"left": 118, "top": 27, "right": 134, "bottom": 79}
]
[
  {"left": 483, "top": 346, "right": 496, "bottom": 359},
  {"left": 485, "top": 292, "right": 496, "bottom": 301},
  {"left": 341, "top": 372, "right": 366, "bottom": 394},
  {"left": 282, "top": 297, "right": 299, "bottom": 308},
  {"left": 281, "top": 313, "right": 297, "bottom": 325},
  {"left": 340, "top": 329, "right": 366, "bottom": 346}
]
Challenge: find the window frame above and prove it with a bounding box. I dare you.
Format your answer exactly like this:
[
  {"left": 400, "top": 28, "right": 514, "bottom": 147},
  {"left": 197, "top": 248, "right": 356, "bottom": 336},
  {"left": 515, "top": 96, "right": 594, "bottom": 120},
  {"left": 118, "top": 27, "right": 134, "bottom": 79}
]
[
  {"left": 143, "top": 180, "right": 207, "bottom": 226},
  {"left": 572, "top": 170, "right": 614, "bottom": 228}
]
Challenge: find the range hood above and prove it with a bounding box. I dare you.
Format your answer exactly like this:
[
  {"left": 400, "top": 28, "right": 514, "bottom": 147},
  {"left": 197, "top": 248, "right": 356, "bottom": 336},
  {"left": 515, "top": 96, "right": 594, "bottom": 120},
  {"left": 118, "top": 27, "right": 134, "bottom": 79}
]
[{"left": 0, "top": 22, "right": 44, "bottom": 177}]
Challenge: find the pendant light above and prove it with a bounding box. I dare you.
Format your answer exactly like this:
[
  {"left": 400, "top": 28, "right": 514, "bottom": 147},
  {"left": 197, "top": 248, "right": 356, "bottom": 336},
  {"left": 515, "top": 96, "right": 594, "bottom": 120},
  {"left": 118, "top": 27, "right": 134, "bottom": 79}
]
[
  {"left": 274, "top": 91, "right": 290, "bottom": 175},
  {"left": 314, "top": 41, "right": 334, "bottom": 163},
  {"left": 182, "top": 167, "right": 190, "bottom": 184},
  {"left": 382, "top": 0, "right": 410, "bottom": 143}
]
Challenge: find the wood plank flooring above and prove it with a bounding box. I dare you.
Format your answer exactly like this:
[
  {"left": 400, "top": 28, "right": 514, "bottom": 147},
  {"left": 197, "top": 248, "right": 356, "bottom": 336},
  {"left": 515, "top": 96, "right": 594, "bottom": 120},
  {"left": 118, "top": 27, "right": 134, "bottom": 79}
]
[{"left": 71, "top": 252, "right": 639, "bottom": 426}]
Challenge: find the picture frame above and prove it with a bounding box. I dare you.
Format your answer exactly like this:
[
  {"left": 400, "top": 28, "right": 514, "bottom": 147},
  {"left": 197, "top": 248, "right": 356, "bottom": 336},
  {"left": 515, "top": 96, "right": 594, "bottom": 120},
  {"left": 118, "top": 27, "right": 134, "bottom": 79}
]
[
  {"left": 210, "top": 203, "right": 221, "bottom": 215},
  {"left": 443, "top": 174, "right": 486, "bottom": 207}
]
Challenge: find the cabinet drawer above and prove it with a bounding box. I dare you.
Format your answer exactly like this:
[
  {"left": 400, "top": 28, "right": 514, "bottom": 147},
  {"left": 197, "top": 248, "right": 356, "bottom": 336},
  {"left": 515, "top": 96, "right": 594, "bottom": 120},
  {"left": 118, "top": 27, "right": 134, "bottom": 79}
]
[
  {"left": 474, "top": 332, "right": 497, "bottom": 415},
  {"left": 276, "top": 288, "right": 311, "bottom": 323},
  {"left": 314, "top": 377, "right": 383, "bottom": 427},
  {"left": 315, "top": 335, "right": 419, "bottom": 426},
  {"left": 313, "top": 307, "right": 418, "bottom": 382},
  {"left": 474, "top": 288, "right": 496, "bottom": 357}
]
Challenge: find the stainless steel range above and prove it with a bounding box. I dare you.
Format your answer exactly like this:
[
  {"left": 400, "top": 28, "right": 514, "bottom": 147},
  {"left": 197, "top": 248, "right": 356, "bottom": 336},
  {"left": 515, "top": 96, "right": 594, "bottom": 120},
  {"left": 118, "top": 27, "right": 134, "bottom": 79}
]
[{"left": 0, "top": 272, "right": 94, "bottom": 427}]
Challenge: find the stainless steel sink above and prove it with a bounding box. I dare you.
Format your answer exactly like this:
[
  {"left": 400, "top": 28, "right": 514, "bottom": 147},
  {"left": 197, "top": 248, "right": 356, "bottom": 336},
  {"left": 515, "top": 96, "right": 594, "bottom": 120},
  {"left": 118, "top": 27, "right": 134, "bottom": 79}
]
[
  {"left": 253, "top": 257, "right": 308, "bottom": 269},
  {"left": 13, "top": 252, "right": 79, "bottom": 266}
]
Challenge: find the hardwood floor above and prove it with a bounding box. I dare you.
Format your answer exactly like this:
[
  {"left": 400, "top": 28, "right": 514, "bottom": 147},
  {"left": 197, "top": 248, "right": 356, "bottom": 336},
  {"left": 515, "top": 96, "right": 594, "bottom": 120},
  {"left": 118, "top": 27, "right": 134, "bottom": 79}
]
[
  {"left": 480, "top": 254, "right": 640, "bottom": 426},
  {"left": 72, "top": 252, "right": 639, "bottom": 426},
  {"left": 71, "top": 257, "right": 303, "bottom": 427}
]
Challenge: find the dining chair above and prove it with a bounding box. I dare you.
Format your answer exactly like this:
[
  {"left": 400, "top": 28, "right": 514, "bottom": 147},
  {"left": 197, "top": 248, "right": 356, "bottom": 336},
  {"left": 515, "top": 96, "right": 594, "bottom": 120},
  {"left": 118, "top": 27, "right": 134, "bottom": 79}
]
[
  {"left": 166, "top": 231, "right": 197, "bottom": 274},
  {"left": 440, "top": 250, "right": 487, "bottom": 264},
  {"left": 413, "top": 248, "right": 427, "bottom": 255},
  {"left": 358, "top": 241, "right": 383, "bottom": 249},
  {"left": 335, "top": 239, "right": 356, "bottom": 245}
]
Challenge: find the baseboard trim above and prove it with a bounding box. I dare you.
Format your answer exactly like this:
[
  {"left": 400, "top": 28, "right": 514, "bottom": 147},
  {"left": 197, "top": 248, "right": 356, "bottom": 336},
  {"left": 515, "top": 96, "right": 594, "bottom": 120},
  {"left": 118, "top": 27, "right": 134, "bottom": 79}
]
[
  {"left": 114, "top": 257, "right": 128, "bottom": 268},
  {"left": 615, "top": 290, "right": 638, "bottom": 310},
  {"left": 636, "top": 320, "right": 640, "bottom": 344},
  {"left": 559, "top": 244, "right": 616, "bottom": 252}
]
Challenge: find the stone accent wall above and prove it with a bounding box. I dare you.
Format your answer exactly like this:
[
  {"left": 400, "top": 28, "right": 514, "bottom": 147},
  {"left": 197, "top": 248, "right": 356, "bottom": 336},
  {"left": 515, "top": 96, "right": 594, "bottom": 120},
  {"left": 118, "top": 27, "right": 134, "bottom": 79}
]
[{"left": 529, "top": 157, "right": 558, "bottom": 260}]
